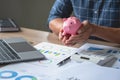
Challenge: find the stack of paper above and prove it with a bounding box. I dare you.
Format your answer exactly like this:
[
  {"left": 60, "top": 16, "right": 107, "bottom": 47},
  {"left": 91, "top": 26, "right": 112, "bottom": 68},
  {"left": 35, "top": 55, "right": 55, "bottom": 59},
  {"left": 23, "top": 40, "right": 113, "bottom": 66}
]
[{"left": 0, "top": 42, "right": 120, "bottom": 80}]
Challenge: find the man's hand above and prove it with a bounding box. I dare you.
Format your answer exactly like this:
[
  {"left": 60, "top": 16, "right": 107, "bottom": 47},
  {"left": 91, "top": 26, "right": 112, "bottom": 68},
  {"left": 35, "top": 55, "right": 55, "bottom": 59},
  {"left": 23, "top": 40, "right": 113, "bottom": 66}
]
[{"left": 59, "top": 20, "right": 95, "bottom": 46}]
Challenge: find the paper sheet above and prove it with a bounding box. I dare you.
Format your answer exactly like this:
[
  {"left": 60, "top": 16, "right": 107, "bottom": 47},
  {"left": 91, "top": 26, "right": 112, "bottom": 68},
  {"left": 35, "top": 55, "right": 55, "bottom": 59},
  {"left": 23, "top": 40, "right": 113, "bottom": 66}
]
[
  {"left": 0, "top": 59, "right": 80, "bottom": 80},
  {"left": 76, "top": 43, "right": 120, "bottom": 69},
  {"left": 54, "top": 61, "right": 120, "bottom": 80},
  {"left": 33, "top": 42, "right": 77, "bottom": 67},
  {"left": 0, "top": 63, "right": 57, "bottom": 80}
]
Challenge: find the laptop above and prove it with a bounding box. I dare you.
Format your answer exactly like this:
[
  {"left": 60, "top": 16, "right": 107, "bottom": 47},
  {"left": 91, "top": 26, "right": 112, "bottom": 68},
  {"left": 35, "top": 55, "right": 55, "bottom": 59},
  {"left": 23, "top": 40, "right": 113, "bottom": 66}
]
[
  {"left": 0, "top": 18, "right": 20, "bottom": 32},
  {"left": 0, "top": 37, "right": 45, "bottom": 64}
]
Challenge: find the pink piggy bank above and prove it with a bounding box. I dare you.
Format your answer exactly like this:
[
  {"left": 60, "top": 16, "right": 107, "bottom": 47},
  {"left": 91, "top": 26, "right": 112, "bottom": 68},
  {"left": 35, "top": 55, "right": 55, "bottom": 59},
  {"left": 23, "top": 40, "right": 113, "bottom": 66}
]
[{"left": 62, "top": 16, "right": 83, "bottom": 36}]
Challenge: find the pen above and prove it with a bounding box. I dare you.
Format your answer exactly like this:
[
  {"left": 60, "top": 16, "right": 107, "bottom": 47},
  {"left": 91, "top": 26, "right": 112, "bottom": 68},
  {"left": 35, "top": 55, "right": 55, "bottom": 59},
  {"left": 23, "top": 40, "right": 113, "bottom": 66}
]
[{"left": 57, "top": 56, "right": 71, "bottom": 66}]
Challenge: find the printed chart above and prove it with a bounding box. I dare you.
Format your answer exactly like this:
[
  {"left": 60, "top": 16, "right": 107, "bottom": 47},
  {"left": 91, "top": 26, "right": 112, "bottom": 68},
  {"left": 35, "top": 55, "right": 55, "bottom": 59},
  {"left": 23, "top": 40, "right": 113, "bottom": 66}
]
[
  {"left": 78, "top": 43, "right": 120, "bottom": 69},
  {"left": 0, "top": 70, "right": 37, "bottom": 80},
  {"left": 33, "top": 42, "right": 77, "bottom": 67},
  {"left": 0, "top": 63, "right": 54, "bottom": 80}
]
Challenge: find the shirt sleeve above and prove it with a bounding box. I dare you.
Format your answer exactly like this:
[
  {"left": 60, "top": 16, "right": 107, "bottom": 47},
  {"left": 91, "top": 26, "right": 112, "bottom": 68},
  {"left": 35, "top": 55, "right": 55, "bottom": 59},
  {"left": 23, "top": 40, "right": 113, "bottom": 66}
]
[{"left": 47, "top": 0, "right": 73, "bottom": 24}]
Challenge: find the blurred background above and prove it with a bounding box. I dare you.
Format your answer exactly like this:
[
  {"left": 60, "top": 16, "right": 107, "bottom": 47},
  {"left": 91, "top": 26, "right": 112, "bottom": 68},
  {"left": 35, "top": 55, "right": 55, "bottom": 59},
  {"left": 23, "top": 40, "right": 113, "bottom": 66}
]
[{"left": 0, "top": 0, "right": 54, "bottom": 31}]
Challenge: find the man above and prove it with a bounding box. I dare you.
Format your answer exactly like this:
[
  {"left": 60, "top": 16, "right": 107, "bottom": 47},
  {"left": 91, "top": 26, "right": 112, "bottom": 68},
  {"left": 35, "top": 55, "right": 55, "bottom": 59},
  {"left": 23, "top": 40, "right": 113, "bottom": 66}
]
[{"left": 47, "top": 0, "right": 120, "bottom": 46}]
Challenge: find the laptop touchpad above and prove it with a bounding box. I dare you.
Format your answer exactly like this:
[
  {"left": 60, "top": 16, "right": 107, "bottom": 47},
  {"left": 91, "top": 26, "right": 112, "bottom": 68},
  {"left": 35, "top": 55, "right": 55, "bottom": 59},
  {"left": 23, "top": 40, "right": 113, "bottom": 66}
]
[{"left": 8, "top": 42, "right": 36, "bottom": 53}]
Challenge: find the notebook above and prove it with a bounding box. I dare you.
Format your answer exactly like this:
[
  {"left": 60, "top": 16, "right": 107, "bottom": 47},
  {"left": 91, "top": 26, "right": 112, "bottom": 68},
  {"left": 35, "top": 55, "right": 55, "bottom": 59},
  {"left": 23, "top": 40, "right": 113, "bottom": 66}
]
[{"left": 0, "top": 37, "right": 45, "bottom": 64}]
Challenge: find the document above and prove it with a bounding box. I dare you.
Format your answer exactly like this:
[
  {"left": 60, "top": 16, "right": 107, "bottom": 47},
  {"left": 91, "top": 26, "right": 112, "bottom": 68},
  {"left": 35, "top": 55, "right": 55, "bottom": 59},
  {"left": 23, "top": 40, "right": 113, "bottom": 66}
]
[
  {"left": 53, "top": 61, "right": 120, "bottom": 80},
  {"left": 0, "top": 42, "right": 120, "bottom": 80},
  {"left": 0, "top": 62, "right": 57, "bottom": 80},
  {"left": 75, "top": 43, "right": 120, "bottom": 69},
  {"left": 33, "top": 42, "right": 77, "bottom": 67}
]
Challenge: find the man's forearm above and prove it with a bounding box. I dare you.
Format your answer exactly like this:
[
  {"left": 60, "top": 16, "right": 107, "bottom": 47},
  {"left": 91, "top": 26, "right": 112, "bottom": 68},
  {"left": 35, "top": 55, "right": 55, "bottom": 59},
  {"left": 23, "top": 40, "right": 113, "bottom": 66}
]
[
  {"left": 49, "top": 18, "right": 120, "bottom": 44},
  {"left": 49, "top": 18, "right": 63, "bottom": 35},
  {"left": 91, "top": 24, "right": 120, "bottom": 43}
]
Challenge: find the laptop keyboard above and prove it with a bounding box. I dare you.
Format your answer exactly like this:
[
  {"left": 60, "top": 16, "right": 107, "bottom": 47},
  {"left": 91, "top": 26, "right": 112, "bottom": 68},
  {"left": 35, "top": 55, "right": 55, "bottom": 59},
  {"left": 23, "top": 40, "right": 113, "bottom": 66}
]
[{"left": 0, "top": 40, "right": 20, "bottom": 62}]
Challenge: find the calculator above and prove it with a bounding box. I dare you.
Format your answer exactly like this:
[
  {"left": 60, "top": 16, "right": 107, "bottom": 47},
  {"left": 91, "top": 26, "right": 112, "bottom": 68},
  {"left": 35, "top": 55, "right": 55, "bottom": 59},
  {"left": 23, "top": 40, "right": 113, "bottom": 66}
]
[{"left": 71, "top": 50, "right": 116, "bottom": 66}]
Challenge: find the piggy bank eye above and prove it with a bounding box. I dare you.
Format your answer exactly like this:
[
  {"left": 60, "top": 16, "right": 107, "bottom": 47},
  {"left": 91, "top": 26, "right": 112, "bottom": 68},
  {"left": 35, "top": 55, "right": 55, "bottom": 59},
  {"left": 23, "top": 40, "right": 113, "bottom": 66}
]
[{"left": 70, "top": 22, "right": 73, "bottom": 24}]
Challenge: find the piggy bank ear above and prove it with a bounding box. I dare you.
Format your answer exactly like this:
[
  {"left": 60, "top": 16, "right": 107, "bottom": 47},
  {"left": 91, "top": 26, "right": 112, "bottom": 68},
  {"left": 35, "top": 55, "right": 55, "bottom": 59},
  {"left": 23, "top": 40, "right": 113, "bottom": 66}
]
[{"left": 63, "top": 18, "right": 67, "bottom": 21}]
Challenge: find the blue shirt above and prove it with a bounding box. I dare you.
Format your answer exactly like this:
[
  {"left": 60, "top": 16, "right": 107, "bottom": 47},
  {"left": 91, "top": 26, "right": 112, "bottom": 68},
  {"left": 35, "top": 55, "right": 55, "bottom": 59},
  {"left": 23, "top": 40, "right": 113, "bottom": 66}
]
[{"left": 48, "top": 0, "right": 120, "bottom": 40}]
